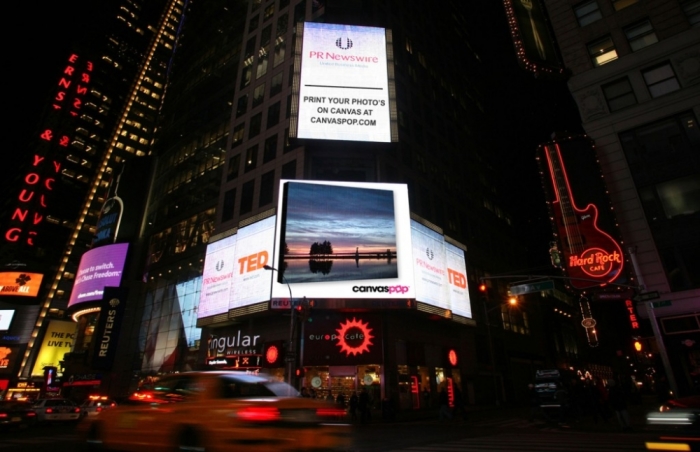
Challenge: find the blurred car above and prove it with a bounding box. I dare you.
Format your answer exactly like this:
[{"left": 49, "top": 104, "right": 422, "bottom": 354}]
[
  {"left": 646, "top": 394, "right": 700, "bottom": 429},
  {"left": 80, "top": 397, "right": 117, "bottom": 417},
  {"left": 0, "top": 400, "right": 37, "bottom": 429},
  {"left": 80, "top": 371, "right": 350, "bottom": 452},
  {"left": 32, "top": 398, "right": 82, "bottom": 423}
]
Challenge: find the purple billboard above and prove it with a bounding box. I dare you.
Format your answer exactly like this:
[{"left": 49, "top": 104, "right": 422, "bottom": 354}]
[{"left": 68, "top": 243, "right": 129, "bottom": 308}]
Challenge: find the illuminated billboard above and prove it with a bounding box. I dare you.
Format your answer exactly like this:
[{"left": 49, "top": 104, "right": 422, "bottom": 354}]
[
  {"left": 0, "top": 310, "right": 15, "bottom": 330},
  {"left": 411, "top": 220, "right": 472, "bottom": 319},
  {"left": 67, "top": 243, "right": 129, "bottom": 307},
  {"left": 0, "top": 272, "right": 43, "bottom": 297},
  {"left": 230, "top": 216, "right": 275, "bottom": 310},
  {"left": 273, "top": 180, "right": 414, "bottom": 300},
  {"left": 198, "top": 234, "right": 236, "bottom": 318},
  {"left": 291, "top": 22, "right": 396, "bottom": 143},
  {"left": 31, "top": 320, "right": 76, "bottom": 376}
]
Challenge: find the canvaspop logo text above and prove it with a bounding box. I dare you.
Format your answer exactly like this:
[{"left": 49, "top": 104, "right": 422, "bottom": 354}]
[{"left": 352, "top": 285, "right": 409, "bottom": 294}]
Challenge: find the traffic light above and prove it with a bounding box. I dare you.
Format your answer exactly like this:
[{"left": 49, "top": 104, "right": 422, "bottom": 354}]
[
  {"left": 295, "top": 297, "right": 313, "bottom": 321},
  {"left": 295, "top": 367, "right": 305, "bottom": 378},
  {"left": 633, "top": 338, "right": 643, "bottom": 352}
]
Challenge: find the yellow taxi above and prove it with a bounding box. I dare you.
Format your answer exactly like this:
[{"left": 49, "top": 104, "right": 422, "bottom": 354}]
[{"left": 80, "top": 371, "right": 350, "bottom": 452}]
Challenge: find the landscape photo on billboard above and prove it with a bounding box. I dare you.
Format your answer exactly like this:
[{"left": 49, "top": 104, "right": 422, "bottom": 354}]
[{"left": 280, "top": 181, "right": 398, "bottom": 283}]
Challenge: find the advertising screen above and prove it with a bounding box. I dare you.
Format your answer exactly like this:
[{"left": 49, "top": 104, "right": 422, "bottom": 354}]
[
  {"left": 0, "top": 310, "right": 15, "bottom": 330},
  {"left": 273, "top": 180, "right": 414, "bottom": 300},
  {"left": 198, "top": 234, "right": 236, "bottom": 319},
  {"left": 295, "top": 22, "right": 393, "bottom": 142},
  {"left": 68, "top": 243, "right": 129, "bottom": 308},
  {"left": 230, "top": 216, "right": 275, "bottom": 310},
  {"left": 31, "top": 320, "right": 76, "bottom": 376},
  {"left": 0, "top": 272, "right": 44, "bottom": 297},
  {"left": 411, "top": 220, "right": 472, "bottom": 319}
]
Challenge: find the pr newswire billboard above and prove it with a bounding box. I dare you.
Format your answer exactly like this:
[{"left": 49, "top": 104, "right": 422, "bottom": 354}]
[
  {"left": 67, "top": 243, "right": 129, "bottom": 308},
  {"left": 291, "top": 22, "right": 397, "bottom": 143}
]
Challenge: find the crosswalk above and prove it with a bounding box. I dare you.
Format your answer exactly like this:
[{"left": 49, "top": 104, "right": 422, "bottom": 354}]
[{"left": 386, "top": 430, "right": 652, "bottom": 452}]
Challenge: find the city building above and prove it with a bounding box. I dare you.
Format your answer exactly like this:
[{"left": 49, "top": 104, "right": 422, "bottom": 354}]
[{"left": 538, "top": 0, "right": 699, "bottom": 395}]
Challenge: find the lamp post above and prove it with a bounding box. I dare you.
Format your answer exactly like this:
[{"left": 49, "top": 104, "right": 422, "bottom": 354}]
[
  {"left": 264, "top": 265, "right": 296, "bottom": 392},
  {"left": 480, "top": 284, "right": 517, "bottom": 407}
]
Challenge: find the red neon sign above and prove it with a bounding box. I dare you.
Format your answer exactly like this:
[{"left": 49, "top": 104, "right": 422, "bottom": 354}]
[
  {"left": 448, "top": 349, "right": 458, "bottom": 366},
  {"left": 335, "top": 317, "right": 374, "bottom": 357},
  {"left": 625, "top": 299, "right": 640, "bottom": 329}
]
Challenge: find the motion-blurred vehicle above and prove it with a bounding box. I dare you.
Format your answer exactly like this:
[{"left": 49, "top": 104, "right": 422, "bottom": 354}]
[
  {"left": 80, "top": 396, "right": 117, "bottom": 417},
  {"left": 32, "top": 398, "right": 82, "bottom": 423},
  {"left": 80, "top": 371, "right": 350, "bottom": 452},
  {"left": 645, "top": 395, "right": 700, "bottom": 451},
  {"left": 0, "top": 400, "right": 37, "bottom": 429}
]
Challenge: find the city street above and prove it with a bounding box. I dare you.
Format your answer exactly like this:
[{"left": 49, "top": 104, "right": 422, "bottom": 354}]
[{"left": 1, "top": 403, "right": 693, "bottom": 452}]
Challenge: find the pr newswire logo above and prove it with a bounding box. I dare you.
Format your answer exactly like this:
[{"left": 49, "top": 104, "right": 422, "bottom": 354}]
[
  {"left": 352, "top": 285, "right": 409, "bottom": 294},
  {"left": 335, "top": 37, "right": 353, "bottom": 50}
]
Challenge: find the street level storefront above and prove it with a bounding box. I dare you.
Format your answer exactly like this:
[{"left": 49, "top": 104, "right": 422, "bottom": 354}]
[{"left": 202, "top": 308, "right": 476, "bottom": 414}]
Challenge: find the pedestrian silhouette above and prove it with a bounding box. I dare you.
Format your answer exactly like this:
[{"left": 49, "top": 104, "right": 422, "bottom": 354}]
[
  {"left": 438, "top": 387, "right": 452, "bottom": 421},
  {"left": 349, "top": 392, "right": 359, "bottom": 421}
]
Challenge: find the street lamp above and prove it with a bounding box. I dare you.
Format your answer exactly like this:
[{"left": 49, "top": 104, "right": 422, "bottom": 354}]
[
  {"left": 479, "top": 284, "right": 517, "bottom": 406},
  {"left": 264, "top": 265, "right": 296, "bottom": 392}
]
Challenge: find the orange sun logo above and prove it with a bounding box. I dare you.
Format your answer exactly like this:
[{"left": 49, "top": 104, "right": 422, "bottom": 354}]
[{"left": 335, "top": 317, "right": 374, "bottom": 357}]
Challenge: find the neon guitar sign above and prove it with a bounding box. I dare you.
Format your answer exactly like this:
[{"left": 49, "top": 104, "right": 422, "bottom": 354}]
[{"left": 544, "top": 142, "right": 623, "bottom": 289}]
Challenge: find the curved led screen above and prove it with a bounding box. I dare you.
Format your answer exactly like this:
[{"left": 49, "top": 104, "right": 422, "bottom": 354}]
[{"left": 67, "top": 243, "right": 129, "bottom": 308}]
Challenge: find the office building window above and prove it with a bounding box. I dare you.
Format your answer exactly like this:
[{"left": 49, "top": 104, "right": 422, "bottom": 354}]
[
  {"left": 602, "top": 77, "right": 637, "bottom": 111},
  {"left": 222, "top": 188, "right": 236, "bottom": 222},
  {"left": 256, "top": 50, "right": 269, "bottom": 79},
  {"left": 681, "top": 0, "right": 700, "bottom": 27},
  {"left": 245, "top": 37, "right": 256, "bottom": 60},
  {"left": 240, "top": 65, "right": 252, "bottom": 89},
  {"left": 232, "top": 123, "right": 245, "bottom": 148},
  {"left": 277, "top": 13, "right": 288, "bottom": 36},
  {"left": 227, "top": 154, "right": 240, "bottom": 181},
  {"left": 280, "top": 0, "right": 290, "bottom": 9},
  {"left": 270, "top": 72, "right": 283, "bottom": 97},
  {"left": 267, "top": 101, "right": 281, "bottom": 128},
  {"left": 274, "top": 38, "right": 286, "bottom": 67},
  {"left": 259, "top": 170, "right": 275, "bottom": 207},
  {"left": 264, "top": 4, "right": 275, "bottom": 21},
  {"left": 587, "top": 35, "right": 618, "bottom": 67},
  {"left": 236, "top": 95, "right": 248, "bottom": 118},
  {"left": 261, "top": 25, "right": 272, "bottom": 48},
  {"left": 240, "top": 180, "right": 255, "bottom": 215},
  {"left": 281, "top": 160, "right": 296, "bottom": 179},
  {"left": 249, "top": 113, "right": 263, "bottom": 139},
  {"left": 263, "top": 134, "right": 278, "bottom": 163},
  {"left": 249, "top": 14, "right": 259, "bottom": 32},
  {"left": 612, "top": 0, "right": 639, "bottom": 11},
  {"left": 574, "top": 1, "right": 602, "bottom": 27},
  {"left": 643, "top": 62, "right": 680, "bottom": 98},
  {"left": 624, "top": 20, "right": 658, "bottom": 51},
  {"left": 245, "top": 145, "right": 258, "bottom": 173},
  {"left": 253, "top": 83, "right": 266, "bottom": 108}
]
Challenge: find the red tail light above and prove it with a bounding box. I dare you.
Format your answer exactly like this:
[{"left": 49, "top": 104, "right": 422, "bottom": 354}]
[
  {"left": 0, "top": 413, "right": 7, "bottom": 419},
  {"left": 73, "top": 407, "right": 81, "bottom": 413},
  {"left": 45, "top": 408, "right": 54, "bottom": 414},
  {"left": 97, "top": 406, "right": 102, "bottom": 412},
  {"left": 237, "top": 406, "right": 281, "bottom": 422},
  {"left": 27, "top": 411, "right": 36, "bottom": 417},
  {"left": 316, "top": 407, "right": 346, "bottom": 418}
]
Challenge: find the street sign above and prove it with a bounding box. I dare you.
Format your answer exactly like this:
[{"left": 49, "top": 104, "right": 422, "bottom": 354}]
[
  {"left": 509, "top": 280, "right": 554, "bottom": 296},
  {"left": 593, "top": 289, "right": 635, "bottom": 302},
  {"left": 634, "top": 291, "right": 660, "bottom": 302},
  {"left": 652, "top": 300, "right": 672, "bottom": 308}
]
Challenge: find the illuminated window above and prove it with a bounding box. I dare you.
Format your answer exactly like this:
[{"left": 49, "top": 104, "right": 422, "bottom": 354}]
[
  {"left": 587, "top": 35, "right": 618, "bottom": 67},
  {"left": 253, "top": 83, "right": 266, "bottom": 108},
  {"left": 244, "top": 145, "right": 258, "bottom": 172},
  {"left": 256, "top": 49, "right": 269, "bottom": 79},
  {"left": 602, "top": 77, "right": 637, "bottom": 111},
  {"left": 574, "top": 1, "right": 602, "bottom": 26},
  {"left": 612, "top": 0, "right": 639, "bottom": 11},
  {"left": 643, "top": 62, "right": 680, "bottom": 98},
  {"left": 231, "top": 123, "right": 245, "bottom": 148},
  {"left": 405, "top": 37, "right": 413, "bottom": 54},
  {"left": 273, "top": 38, "right": 286, "bottom": 67},
  {"left": 681, "top": 0, "right": 700, "bottom": 27},
  {"left": 625, "top": 20, "right": 658, "bottom": 51}
]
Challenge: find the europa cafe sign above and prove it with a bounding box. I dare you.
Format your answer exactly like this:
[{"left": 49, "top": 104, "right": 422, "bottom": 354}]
[
  {"left": 4, "top": 53, "right": 93, "bottom": 247},
  {"left": 303, "top": 313, "right": 382, "bottom": 365}
]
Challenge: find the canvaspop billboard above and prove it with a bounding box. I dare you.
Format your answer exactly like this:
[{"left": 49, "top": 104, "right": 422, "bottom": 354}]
[
  {"left": 272, "top": 180, "right": 414, "bottom": 300},
  {"left": 67, "top": 243, "right": 129, "bottom": 308},
  {"left": 292, "top": 22, "right": 395, "bottom": 143}
]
